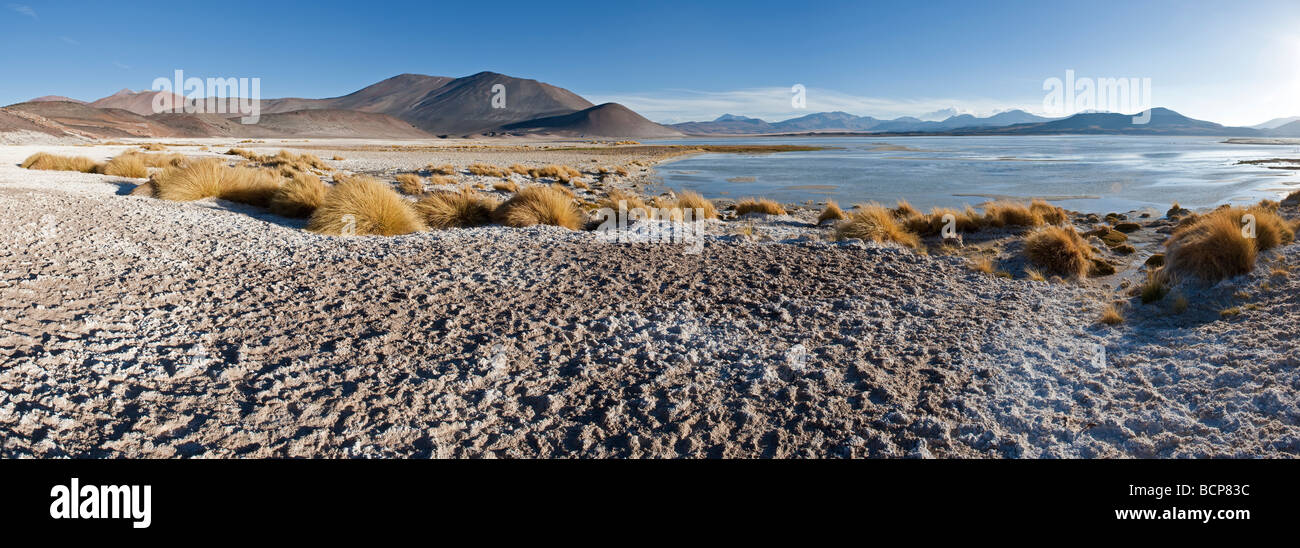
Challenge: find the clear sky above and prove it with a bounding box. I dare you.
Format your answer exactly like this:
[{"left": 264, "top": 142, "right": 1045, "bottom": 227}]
[{"left": 3, "top": 0, "right": 1299, "bottom": 126}]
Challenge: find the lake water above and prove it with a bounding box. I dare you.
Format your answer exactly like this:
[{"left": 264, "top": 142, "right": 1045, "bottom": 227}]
[{"left": 645, "top": 136, "right": 1300, "bottom": 213}]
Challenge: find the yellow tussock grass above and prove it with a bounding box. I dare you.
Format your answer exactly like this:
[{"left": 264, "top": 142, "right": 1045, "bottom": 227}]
[
  {"left": 1024, "top": 226, "right": 1093, "bottom": 278},
  {"left": 817, "top": 201, "right": 846, "bottom": 224},
  {"left": 416, "top": 186, "right": 500, "bottom": 229},
  {"left": 735, "top": 198, "right": 786, "bottom": 216},
  {"left": 307, "top": 175, "right": 425, "bottom": 236},
  {"left": 493, "top": 184, "right": 581, "bottom": 229},
  {"left": 835, "top": 203, "right": 921, "bottom": 248},
  {"left": 269, "top": 173, "right": 326, "bottom": 218}
]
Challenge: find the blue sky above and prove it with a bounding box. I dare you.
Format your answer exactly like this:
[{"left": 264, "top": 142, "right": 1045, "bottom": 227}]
[{"left": 3, "top": 0, "right": 1299, "bottom": 125}]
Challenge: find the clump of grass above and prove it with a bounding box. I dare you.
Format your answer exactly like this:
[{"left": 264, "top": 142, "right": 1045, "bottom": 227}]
[
  {"left": 226, "top": 148, "right": 260, "bottom": 161},
  {"left": 903, "top": 206, "right": 983, "bottom": 236},
  {"left": 1164, "top": 207, "right": 1266, "bottom": 282},
  {"left": 1270, "top": 264, "right": 1291, "bottom": 277},
  {"left": 493, "top": 184, "right": 582, "bottom": 229},
  {"left": 426, "top": 163, "right": 456, "bottom": 175},
  {"left": 1029, "top": 199, "right": 1067, "bottom": 224},
  {"left": 599, "top": 189, "right": 649, "bottom": 214},
  {"left": 834, "top": 204, "right": 921, "bottom": 248},
  {"left": 969, "top": 256, "right": 995, "bottom": 274},
  {"left": 508, "top": 163, "right": 531, "bottom": 176},
  {"left": 1098, "top": 304, "right": 1124, "bottom": 325},
  {"left": 1023, "top": 226, "right": 1093, "bottom": 278},
  {"left": 467, "top": 163, "right": 510, "bottom": 178},
  {"left": 331, "top": 155, "right": 345, "bottom": 161},
  {"left": 528, "top": 165, "right": 584, "bottom": 183},
  {"left": 151, "top": 159, "right": 281, "bottom": 206},
  {"left": 416, "top": 187, "right": 500, "bottom": 229},
  {"left": 1170, "top": 293, "right": 1188, "bottom": 314},
  {"left": 140, "top": 143, "right": 167, "bottom": 151},
  {"left": 395, "top": 173, "right": 425, "bottom": 196},
  {"left": 672, "top": 190, "right": 718, "bottom": 220},
  {"left": 268, "top": 173, "right": 326, "bottom": 218},
  {"left": 20, "top": 152, "right": 100, "bottom": 173},
  {"left": 817, "top": 201, "right": 846, "bottom": 224},
  {"left": 735, "top": 198, "right": 787, "bottom": 216},
  {"left": 493, "top": 180, "right": 519, "bottom": 193},
  {"left": 307, "top": 175, "right": 425, "bottom": 236},
  {"left": 428, "top": 175, "right": 457, "bottom": 186},
  {"left": 129, "top": 181, "right": 156, "bottom": 197},
  {"left": 216, "top": 166, "right": 284, "bottom": 207},
  {"left": 1024, "top": 268, "right": 1046, "bottom": 282},
  {"left": 893, "top": 200, "right": 919, "bottom": 218},
  {"left": 1139, "top": 269, "right": 1169, "bottom": 303},
  {"left": 100, "top": 151, "right": 149, "bottom": 178},
  {"left": 984, "top": 201, "right": 1043, "bottom": 227}
]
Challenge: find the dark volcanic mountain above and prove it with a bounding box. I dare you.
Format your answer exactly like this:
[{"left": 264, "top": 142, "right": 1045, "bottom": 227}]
[{"left": 500, "top": 103, "right": 684, "bottom": 138}]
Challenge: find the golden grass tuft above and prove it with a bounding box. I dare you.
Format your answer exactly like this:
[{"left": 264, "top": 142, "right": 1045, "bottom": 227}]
[
  {"left": 529, "top": 165, "right": 583, "bottom": 183},
  {"left": 268, "top": 173, "right": 326, "bottom": 218},
  {"left": 904, "top": 206, "right": 984, "bottom": 236},
  {"left": 1023, "top": 226, "right": 1093, "bottom": 278},
  {"left": 1029, "top": 199, "right": 1067, "bottom": 224},
  {"left": 395, "top": 173, "right": 425, "bottom": 196},
  {"left": 100, "top": 151, "right": 150, "bottom": 178},
  {"left": 307, "top": 175, "right": 425, "bottom": 236},
  {"left": 984, "top": 201, "right": 1043, "bottom": 227},
  {"left": 599, "top": 189, "right": 649, "bottom": 214},
  {"left": 426, "top": 163, "right": 456, "bottom": 175},
  {"left": 672, "top": 190, "right": 718, "bottom": 219},
  {"left": 817, "top": 201, "right": 846, "bottom": 224},
  {"left": 20, "top": 152, "right": 100, "bottom": 173},
  {"left": 129, "top": 181, "right": 156, "bottom": 197},
  {"left": 493, "top": 184, "right": 582, "bottom": 229},
  {"left": 140, "top": 143, "right": 167, "bottom": 151},
  {"left": 151, "top": 159, "right": 281, "bottom": 206},
  {"left": 1024, "top": 268, "right": 1046, "bottom": 282},
  {"left": 834, "top": 204, "right": 921, "bottom": 248},
  {"left": 508, "top": 163, "right": 531, "bottom": 175},
  {"left": 225, "top": 148, "right": 260, "bottom": 161},
  {"left": 415, "top": 186, "right": 500, "bottom": 229},
  {"left": 1099, "top": 304, "right": 1124, "bottom": 325},
  {"left": 893, "top": 200, "right": 919, "bottom": 218},
  {"left": 1164, "top": 207, "right": 1282, "bottom": 282},
  {"left": 331, "top": 155, "right": 345, "bottom": 161},
  {"left": 467, "top": 163, "right": 510, "bottom": 178},
  {"left": 969, "top": 256, "right": 995, "bottom": 274},
  {"left": 427, "top": 175, "right": 457, "bottom": 186},
  {"left": 735, "top": 197, "right": 787, "bottom": 216}
]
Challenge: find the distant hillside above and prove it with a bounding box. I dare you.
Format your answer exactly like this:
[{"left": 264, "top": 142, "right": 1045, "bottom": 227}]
[
  {"left": 499, "top": 103, "right": 683, "bottom": 138},
  {"left": 947, "top": 108, "right": 1258, "bottom": 136},
  {"left": 673, "top": 109, "right": 1053, "bottom": 135},
  {"left": 29, "top": 95, "right": 85, "bottom": 104}
]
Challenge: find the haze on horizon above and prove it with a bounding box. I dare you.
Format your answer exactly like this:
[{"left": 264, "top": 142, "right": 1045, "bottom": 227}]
[{"left": 3, "top": 0, "right": 1298, "bottom": 127}]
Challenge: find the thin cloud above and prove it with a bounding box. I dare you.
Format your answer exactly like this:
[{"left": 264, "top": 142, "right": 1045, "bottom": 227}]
[
  {"left": 7, "top": 4, "right": 36, "bottom": 19},
  {"left": 585, "top": 86, "right": 1034, "bottom": 124},
  {"left": 112, "top": 61, "right": 132, "bottom": 70},
  {"left": 60, "top": 36, "right": 80, "bottom": 46}
]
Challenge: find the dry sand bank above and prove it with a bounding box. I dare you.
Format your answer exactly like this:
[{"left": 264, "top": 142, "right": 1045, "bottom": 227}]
[{"left": 1, "top": 141, "right": 1297, "bottom": 458}]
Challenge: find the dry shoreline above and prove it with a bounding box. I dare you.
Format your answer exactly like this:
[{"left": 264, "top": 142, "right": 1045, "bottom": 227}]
[{"left": 1, "top": 139, "right": 1298, "bottom": 458}]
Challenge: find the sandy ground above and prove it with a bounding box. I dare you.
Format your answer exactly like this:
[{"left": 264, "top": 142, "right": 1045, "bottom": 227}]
[{"left": 1, "top": 140, "right": 1297, "bottom": 458}]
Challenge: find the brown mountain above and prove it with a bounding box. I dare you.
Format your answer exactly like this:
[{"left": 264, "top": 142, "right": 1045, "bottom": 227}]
[
  {"left": 500, "top": 103, "right": 684, "bottom": 138},
  {"left": 88, "top": 89, "right": 189, "bottom": 116},
  {"left": 29, "top": 95, "right": 86, "bottom": 104},
  {"left": 7, "top": 72, "right": 670, "bottom": 140}
]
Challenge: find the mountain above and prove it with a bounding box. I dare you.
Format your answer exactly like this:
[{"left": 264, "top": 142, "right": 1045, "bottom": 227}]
[
  {"left": 6, "top": 100, "right": 430, "bottom": 139},
  {"left": 499, "top": 103, "right": 684, "bottom": 138},
  {"left": 952, "top": 107, "right": 1256, "bottom": 136},
  {"left": 1253, "top": 116, "right": 1300, "bottom": 130},
  {"left": 671, "top": 109, "right": 1052, "bottom": 134},
  {"left": 29, "top": 95, "right": 85, "bottom": 104},
  {"left": 772, "top": 111, "right": 882, "bottom": 132},
  {"left": 1265, "top": 120, "right": 1300, "bottom": 137},
  {"left": 257, "top": 71, "right": 594, "bottom": 135},
  {"left": 5, "top": 72, "right": 675, "bottom": 140},
  {"left": 88, "top": 89, "right": 189, "bottom": 116}
]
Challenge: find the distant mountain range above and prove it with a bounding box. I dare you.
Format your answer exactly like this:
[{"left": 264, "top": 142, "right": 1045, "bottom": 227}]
[
  {"left": 672, "top": 107, "right": 1275, "bottom": 137},
  {"left": 2, "top": 72, "right": 682, "bottom": 140},
  {"left": 671, "top": 109, "right": 1055, "bottom": 134}
]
